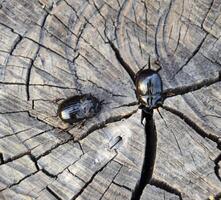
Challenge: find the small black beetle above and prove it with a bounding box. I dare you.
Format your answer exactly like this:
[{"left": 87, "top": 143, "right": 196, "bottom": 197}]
[
  {"left": 135, "top": 59, "right": 163, "bottom": 124},
  {"left": 57, "top": 94, "right": 101, "bottom": 124}
]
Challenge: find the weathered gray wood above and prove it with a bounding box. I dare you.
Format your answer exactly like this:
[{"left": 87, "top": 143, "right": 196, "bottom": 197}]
[{"left": 0, "top": 0, "right": 220, "bottom": 199}]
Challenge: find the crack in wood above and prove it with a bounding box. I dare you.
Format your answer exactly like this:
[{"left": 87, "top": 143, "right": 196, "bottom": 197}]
[
  {"left": 2, "top": 170, "right": 39, "bottom": 192},
  {"left": 41, "top": 168, "right": 57, "bottom": 178},
  {"left": 163, "top": 71, "right": 221, "bottom": 98},
  {"left": 111, "top": 101, "right": 138, "bottom": 109},
  {"left": 131, "top": 110, "right": 157, "bottom": 200},
  {"left": 214, "top": 153, "right": 221, "bottom": 182},
  {"left": 154, "top": 15, "right": 163, "bottom": 60},
  {"left": 46, "top": 186, "right": 62, "bottom": 200},
  {"left": 173, "top": 33, "right": 209, "bottom": 77},
  {"left": 106, "top": 39, "right": 136, "bottom": 83},
  {"left": 202, "top": 0, "right": 215, "bottom": 30},
  {"left": 26, "top": 12, "right": 49, "bottom": 101},
  {"left": 0, "top": 22, "right": 75, "bottom": 64},
  {"left": 71, "top": 153, "right": 118, "bottom": 199},
  {"left": 29, "top": 83, "right": 78, "bottom": 90},
  {"left": 0, "top": 151, "right": 31, "bottom": 165},
  {"left": 0, "top": 154, "right": 39, "bottom": 191},
  {"left": 86, "top": 79, "right": 128, "bottom": 98},
  {"left": 163, "top": 106, "right": 221, "bottom": 149},
  {"left": 76, "top": 109, "right": 138, "bottom": 141},
  {"left": 99, "top": 164, "right": 123, "bottom": 199},
  {"left": 112, "top": 181, "right": 132, "bottom": 192},
  {"left": 150, "top": 178, "right": 183, "bottom": 200}
]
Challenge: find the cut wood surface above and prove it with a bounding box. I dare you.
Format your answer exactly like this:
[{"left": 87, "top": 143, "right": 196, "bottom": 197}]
[{"left": 0, "top": 0, "right": 220, "bottom": 199}]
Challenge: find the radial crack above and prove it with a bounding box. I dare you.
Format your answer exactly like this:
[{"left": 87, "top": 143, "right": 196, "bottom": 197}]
[
  {"left": 71, "top": 154, "right": 117, "bottom": 199},
  {"left": 150, "top": 178, "right": 183, "bottom": 200},
  {"left": 131, "top": 110, "right": 157, "bottom": 200},
  {"left": 106, "top": 39, "right": 136, "bottom": 83},
  {"left": 163, "top": 71, "right": 221, "bottom": 98},
  {"left": 46, "top": 186, "right": 62, "bottom": 200},
  {"left": 173, "top": 33, "right": 208, "bottom": 77},
  {"left": 163, "top": 106, "right": 221, "bottom": 148},
  {"left": 76, "top": 109, "right": 138, "bottom": 141},
  {"left": 214, "top": 153, "right": 221, "bottom": 182},
  {"left": 26, "top": 12, "right": 49, "bottom": 101}
]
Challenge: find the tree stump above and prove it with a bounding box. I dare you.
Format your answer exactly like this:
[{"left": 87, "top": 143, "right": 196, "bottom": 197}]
[{"left": 0, "top": 0, "right": 220, "bottom": 199}]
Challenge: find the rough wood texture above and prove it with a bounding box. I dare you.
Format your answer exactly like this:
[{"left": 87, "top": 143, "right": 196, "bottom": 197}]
[{"left": 0, "top": 0, "right": 220, "bottom": 199}]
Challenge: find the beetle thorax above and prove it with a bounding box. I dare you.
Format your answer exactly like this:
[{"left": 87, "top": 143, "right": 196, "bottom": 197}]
[{"left": 135, "top": 69, "right": 163, "bottom": 109}]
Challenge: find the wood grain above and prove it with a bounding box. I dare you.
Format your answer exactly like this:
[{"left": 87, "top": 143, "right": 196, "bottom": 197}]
[{"left": 0, "top": 0, "right": 220, "bottom": 199}]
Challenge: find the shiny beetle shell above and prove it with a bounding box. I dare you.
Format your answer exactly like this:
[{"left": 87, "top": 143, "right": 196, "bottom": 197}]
[
  {"left": 135, "top": 69, "right": 163, "bottom": 109},
  {"left": 57, "top": 94, "right": 101, "bottom": 124}
]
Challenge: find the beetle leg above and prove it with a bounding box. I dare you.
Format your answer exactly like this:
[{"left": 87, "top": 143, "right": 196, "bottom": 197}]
[{"left": 78, "top": 119, "right": 87, "bottom": 129}]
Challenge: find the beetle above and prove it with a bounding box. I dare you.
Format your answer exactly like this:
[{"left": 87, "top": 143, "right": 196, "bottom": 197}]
[
  {"left": 135, "top": 58, "right": 163, "bottom": 125},
  {"left": 57, "top": 94, "right": 101, "bottom": 124}
]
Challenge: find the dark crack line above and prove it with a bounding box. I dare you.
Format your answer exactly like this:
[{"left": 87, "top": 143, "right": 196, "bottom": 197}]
[
  {"left": 0, "top": 22, "right": 75, "bottom": 64},
  {"left": 40, "top": 151, "right": 84, "bottom": 183},
  {"left": 0, "top": 82, "right": 26, "bottom": 85},
  {"left": 66, "top": 1, "right": 136, "bottom": 88},
  {"left": 0, "top": 151, "right": 31, "bottom": 165},
  {"left": 106, "top": 39, "right": 136, "bottom": 84},
  {"left": 90, "top": 1, "right": 137, "bottom": 85},
  {"left": 201, "top": 0, "right": 214, "bottom": 29},
  {"left": 150, "top": 178, "right": 183, "bottom": 200},
  {"left": 35, "top": 136, "right": 74, "bottom": 160},
  {"left": 46, "top": 186, "right": 62, "bottom": 200},
  {"left": 29, "top": 83, "right": 78, "bottom": 90},
  {"left": 173, "top": 33, "right": 208, "bottom": 77},
  {"left": 162, "top": 106, "right": 221, "bottom": 149},
  {"left": 26, "top": 12, "right": 49, "bottom": 101},
  {"left": 41, "top": 168, "right": 57, "bottom": 178},
  {"left": 163, "top": 71, "right": 221, "bottom": 98},
  {"left": 2, "top": 34, "right": 23, "bottom": 79},
  {"left": 32, "top": 21, "right": 77, "bottom": 54},
  {"left": 22, "top": 128, "right": 54, "bottom": 143},
  {"left": 5, "top": 171, "right": 39, "bottom": 191},
  {"left": 214, "top": 153, "right": 221, "bottom": 182},
  {"left": 114, "top": 0, "right": 127, "bottom": 44},
  {"left": 0, "top": 110, "right": 28, "bottom": 115},
  {"left": 99, "top": 165, "right": 123, "bottom": 200},
  {"left": 8, "top": 35, "right": 23, "bottom": 56},
  {"left": 76, "top": 109, "right": 138, "bottom": 141},
  {"left": 159, "top": 112, "right": 183, "bottom": 156},
  {"left": 0, "top": 153, "right": 3, "bottom": 164},
  {"left": 86, "top": 79, "right": 127, "bottom": 97},
  {"left": 112, "top": 181, "right": 132, "bottom": 192},
  {"left": 75, "top": 21, "right": 88, "bottom": 50},
  {"left": 154, "top": 15, "right": 163, "bottom": 60},
  {"left": 71, "top": 153, "right": 118, "bottom": 199},
  {"left": 67, "top": 168, "right": 86, "bottom": 183},
  {"left": 111, "top": 101, "right": 138, "bottom": 109},
  {"left": 29, "top": 153, "right": 40, "bottom": 171},
  {"left": 131, "top": 110, "right": 157, "bottom": 200}
]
